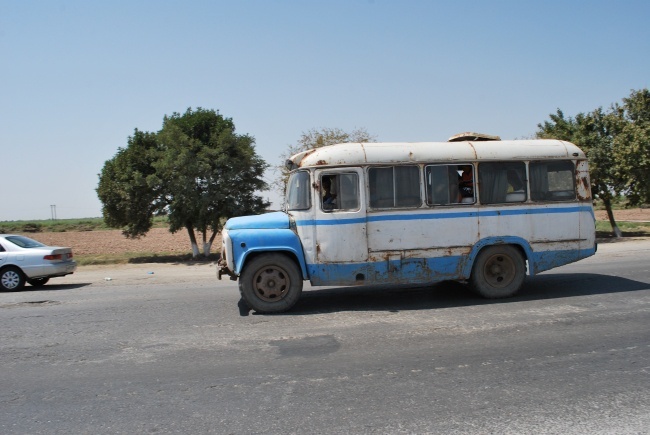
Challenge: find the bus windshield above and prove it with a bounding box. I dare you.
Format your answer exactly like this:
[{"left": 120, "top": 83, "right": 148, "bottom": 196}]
[{"left": 286, "top": 171, "right": 311, "bottom": 211}]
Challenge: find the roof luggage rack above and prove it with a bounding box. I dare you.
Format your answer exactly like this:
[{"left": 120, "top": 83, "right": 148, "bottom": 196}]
[{"left": 448, "top": 132, "right": 501, "bottom": 142}]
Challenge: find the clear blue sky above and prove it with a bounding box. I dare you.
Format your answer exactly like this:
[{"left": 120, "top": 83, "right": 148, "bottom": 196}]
[{"left": 1, "top": 0, "right": 648, "bottom": 221}]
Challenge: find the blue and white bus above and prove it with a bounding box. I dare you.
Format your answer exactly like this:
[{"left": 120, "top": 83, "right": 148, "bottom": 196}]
[{"left": 218, "top": 136, "right": 596, "bottom": 313}]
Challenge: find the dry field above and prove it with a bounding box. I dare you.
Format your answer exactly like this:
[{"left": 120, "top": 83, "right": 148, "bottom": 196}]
[
  {"left": 19, "top": 208, "right": 650, "bottom": 256},
  {"left": 593, "top": 208, "right": 650, "bottom": 222},
  {"left": 30, "top": 228, "right": 219, "bottom": 256}
]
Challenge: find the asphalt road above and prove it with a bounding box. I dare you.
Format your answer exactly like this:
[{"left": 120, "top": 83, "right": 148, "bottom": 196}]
[{"left": 1, "top": 240, "right": 649, "bottom": 434}]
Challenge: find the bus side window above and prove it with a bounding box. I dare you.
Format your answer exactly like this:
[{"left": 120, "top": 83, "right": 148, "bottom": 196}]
[
  {"left": 321, "top": 173, "right": 360, "bottom": 212},
  {"left": 338, "top": 173, "right": 360, "bottom": 210},
  {"left": 479, "top": 162, "right": 527, "bottom": 204},
  {"left": 425, "top": 164, "right": 474, "bottom": 205},
  {"left": 530, "top": 161, "right": 576, "bottom": 201},
  {"left": 369, "top": 166, "right": 420, "bottom": 208}
]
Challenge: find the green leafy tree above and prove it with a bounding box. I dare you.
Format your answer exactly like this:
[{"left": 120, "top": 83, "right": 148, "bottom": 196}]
[
  {"left": 96, "top": 130, "right": 161, "bottom": 237},
  {"left": 97, "top": 108, "right": 268, "bottom": 257},
  {"left": 537, "top": 88, "right": 650, "bottom": 237},
  {"left": 611, "top": 89, "right": 650, "bottom": 206},
  {"left": 274, "top": 127, "right": 377, "bottom": 204}
]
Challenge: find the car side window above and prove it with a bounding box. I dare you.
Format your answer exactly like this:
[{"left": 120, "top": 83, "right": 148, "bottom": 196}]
[{"left": 0, "top": 244, "right": 5, "bottom": 252}]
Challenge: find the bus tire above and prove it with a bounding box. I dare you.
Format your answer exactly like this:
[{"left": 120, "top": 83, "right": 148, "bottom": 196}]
[
  {"left": 239, "top": 253, "right": 303, "bottom": 313},
  {"left": 470, "top": 245, "right": 525, "bottom": 299}
]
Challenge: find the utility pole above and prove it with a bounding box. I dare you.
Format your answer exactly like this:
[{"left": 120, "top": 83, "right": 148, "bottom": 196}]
[{"left": 50, "top": 204, "right": 57, "bottom": 221}]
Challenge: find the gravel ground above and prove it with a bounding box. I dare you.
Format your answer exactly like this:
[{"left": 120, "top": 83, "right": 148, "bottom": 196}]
[{"left": 54, "top": 261, "right": 221, "bottom": 286}]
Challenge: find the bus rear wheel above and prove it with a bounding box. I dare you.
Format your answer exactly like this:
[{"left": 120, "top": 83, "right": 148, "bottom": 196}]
[
  {"left": 470, "top": 245, "right": 525, "bottom": 299},
  {"left": 239, "top": 253, "right": 303, "bottom": 313}
]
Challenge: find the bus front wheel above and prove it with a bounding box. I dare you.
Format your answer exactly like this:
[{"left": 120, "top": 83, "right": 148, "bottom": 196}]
[
  {"left": 470, "top": 245, "right": 525, "bottom": 299},
  {"left": 239, "top": 253, "right": 303, "bottom": 313}
]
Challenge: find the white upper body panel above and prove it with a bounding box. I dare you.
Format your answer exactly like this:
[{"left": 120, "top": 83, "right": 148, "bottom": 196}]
[{"left": 290, "top": 140, "right": 584, "bottom": 168}]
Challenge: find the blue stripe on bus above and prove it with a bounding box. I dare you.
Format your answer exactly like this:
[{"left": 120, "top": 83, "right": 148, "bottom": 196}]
[{"left": 294, "top": 205, "right": 593, "bottom": 227}]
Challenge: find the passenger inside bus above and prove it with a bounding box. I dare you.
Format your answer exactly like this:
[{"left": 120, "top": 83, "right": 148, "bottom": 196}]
[
  {"left": 505, "top": 168, "right": 526, "bottom": 202},
  {"left": 458, "top": 165, "right": 474, "bottom": 202},
  {"left": 322, "top": 176, "right": 337, "bottom": 210}
]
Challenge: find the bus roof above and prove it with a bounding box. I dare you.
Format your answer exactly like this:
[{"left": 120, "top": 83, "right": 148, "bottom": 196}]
[{"left": 288, "top": 139, "right": 585, "bottom": 169}]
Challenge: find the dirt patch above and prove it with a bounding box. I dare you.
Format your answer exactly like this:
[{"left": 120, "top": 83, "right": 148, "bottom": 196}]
[
  {"left": 24, "top": 228, "right": 221, "bottom": 256},
  {"left": 594, "top": 208, "right": 650, "bottom": 222}
]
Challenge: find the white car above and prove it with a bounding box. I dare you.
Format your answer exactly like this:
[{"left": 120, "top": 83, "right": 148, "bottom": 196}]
[{"left": 0, "top": 234, "right": 77, "bottom": 291}]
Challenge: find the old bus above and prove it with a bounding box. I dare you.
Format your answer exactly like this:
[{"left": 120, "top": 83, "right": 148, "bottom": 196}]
[{"left": 218, "top": 137, "right": 596, "bottom": 313}]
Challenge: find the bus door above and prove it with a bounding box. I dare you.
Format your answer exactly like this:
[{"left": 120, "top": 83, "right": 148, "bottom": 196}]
[{"left": 313, "top": 168, "right": 368, "bottom": 265}]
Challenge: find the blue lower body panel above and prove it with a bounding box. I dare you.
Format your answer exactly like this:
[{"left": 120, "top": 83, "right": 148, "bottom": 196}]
[
  {"left": 306, "top": 246, "right": 597, "bottom": 286},
  {"left": 307, "top": 255, "right": 464, "bottom": 286}
]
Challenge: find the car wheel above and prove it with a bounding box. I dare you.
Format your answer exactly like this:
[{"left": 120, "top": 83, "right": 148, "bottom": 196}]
[
  {"left": 27, "top": 277, "right": 50, "bottom": 287},
  {"left": 470, "top": 245, "right": 525, "bottom": 298},
  {"left": 239, "top": 253, "right": 303, "bottom": 313},
  {"left": 1, "top": 267, "right": 26, "bottom": 292}
]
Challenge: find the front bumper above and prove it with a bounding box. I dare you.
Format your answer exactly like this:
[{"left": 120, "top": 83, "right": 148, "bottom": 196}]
[
  {"left": 217, "top": 230, "right": 237, "bottom": 281},
  {"left": 217, "top": 261, "right": 237, "bottom": 281}
]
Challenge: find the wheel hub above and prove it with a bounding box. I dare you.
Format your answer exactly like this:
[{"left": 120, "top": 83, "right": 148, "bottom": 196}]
[
  {"left": 484, "top": 254, "right": 515, "bottom": 288},
  {"left": 2, "top": 272, "right": 20, "bottom": 289},
  {"left": 253, "top": 267, "right": 290, "bottom": 302}
]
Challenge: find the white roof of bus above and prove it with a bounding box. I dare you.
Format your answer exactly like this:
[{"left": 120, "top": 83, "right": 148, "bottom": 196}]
[{"left": 290, "top": 139, "right": 585, "bottom": 168}]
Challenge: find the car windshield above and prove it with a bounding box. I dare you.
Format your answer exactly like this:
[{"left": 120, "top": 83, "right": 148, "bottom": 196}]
[{"left": 5, "top": 235, "right": 46, "bottom": 248}]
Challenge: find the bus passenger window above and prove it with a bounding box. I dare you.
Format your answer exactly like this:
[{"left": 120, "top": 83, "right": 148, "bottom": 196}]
[
  {"left": 369, "top": 166, "right": 420, "bottom": 208},
  {"left": 530, "top": 161, "right": 576, "bottom": 201},
  {"left": 425, "top": 164, "right": 474, "bottom": 205},
  {"left": 321, "top": 173, "right": 360, "bottom": 212},
  {"left": 479, "top": 162, "right": 527, "bottom": 204}
]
